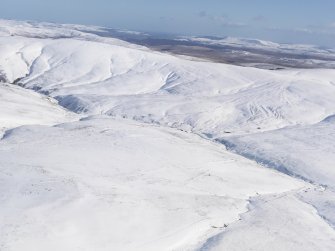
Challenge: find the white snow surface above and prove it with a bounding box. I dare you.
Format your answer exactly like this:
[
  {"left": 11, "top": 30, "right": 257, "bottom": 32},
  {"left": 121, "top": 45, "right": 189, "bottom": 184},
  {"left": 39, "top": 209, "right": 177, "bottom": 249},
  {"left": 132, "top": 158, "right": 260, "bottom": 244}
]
[
  {"left": 200, "top": 190, "right": 335, "bottom": 251},
  {"left": 1, "top": 19, "right": 335, "bottom": 250}
]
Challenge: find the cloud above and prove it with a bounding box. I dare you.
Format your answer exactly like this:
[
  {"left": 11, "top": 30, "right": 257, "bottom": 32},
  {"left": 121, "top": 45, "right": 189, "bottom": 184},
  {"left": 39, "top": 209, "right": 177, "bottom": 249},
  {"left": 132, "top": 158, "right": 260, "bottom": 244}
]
[
  {"left": 159, "top": 16, "right": 174, "bottom": 22},
  {"left": 252, "top": 15, "right": 266, "bottom": 22},
  {"left": 266, "top": 25, "right": 335, "bottom": 36},
  {"left": 197, "top": 11, "right": 246, "bottom": 27},
  {"left": 197, "top": 11, "right": 208, "bottom": 18},
  {"left": 221, "top": 21, "right": 247, "bottom": 28}
]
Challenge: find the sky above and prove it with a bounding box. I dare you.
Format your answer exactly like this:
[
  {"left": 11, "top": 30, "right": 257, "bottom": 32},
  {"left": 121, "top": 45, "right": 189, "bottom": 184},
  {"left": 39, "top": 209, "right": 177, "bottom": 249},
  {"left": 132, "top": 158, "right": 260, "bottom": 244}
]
[{"left": 2, "top": 0, "right": 335, "bottom": 47}]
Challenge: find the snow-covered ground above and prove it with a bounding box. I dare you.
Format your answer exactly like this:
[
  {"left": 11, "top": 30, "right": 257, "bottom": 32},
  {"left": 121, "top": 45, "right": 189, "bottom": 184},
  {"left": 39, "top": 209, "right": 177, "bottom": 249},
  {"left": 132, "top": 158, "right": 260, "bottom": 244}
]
[
  {"left": 0, "top": 116, "right": 308, "bottom": 251},
  {"left": 0, "top": 19, "right": 335, "bottom": 250}
]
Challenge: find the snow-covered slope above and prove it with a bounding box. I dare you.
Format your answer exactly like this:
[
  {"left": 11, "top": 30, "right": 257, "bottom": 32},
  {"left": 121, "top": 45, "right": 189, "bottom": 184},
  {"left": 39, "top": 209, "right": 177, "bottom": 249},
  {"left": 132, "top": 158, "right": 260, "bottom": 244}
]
[
  {"left": 1, "top": 19, "right": 335, "bottom": 251},
  {"left": 220, "top": 116, "right": 335, "bottom": 187},
  {"left": 0, "top": 83, "right": 75, "bottom": 135},
  {"left": 0, "top": 116, "right": 309, "bottom": 251}
]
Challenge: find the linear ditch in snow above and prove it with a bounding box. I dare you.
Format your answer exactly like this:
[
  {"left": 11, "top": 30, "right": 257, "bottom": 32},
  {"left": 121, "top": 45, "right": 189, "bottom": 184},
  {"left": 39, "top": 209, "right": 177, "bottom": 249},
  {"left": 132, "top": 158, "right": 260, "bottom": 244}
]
[
  {"left": 211, "top": 137, "right": 335, "bottom": 232},
  {"left": 214, "top": 138, "right": 317, "bottom": 185}
]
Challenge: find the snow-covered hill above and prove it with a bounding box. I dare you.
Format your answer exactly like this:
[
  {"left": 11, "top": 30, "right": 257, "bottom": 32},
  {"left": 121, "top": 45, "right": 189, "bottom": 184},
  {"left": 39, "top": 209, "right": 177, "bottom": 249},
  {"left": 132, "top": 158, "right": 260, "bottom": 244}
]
[
  {"left": 1, "top": 22, "right": 335, "bottom": 136},
  {"left": 178, "top": 36, "right": 335, "bottom": 56},
  {"left": 1, "top": 19, "right": 335, "bottom": 251}
]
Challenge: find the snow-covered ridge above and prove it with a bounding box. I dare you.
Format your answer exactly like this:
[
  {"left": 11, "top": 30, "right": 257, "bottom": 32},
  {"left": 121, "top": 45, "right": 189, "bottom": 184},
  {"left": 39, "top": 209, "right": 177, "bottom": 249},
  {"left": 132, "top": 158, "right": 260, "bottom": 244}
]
[
  {"left": 177, "top": 35, "right": 335, "bottom": 56},
  {"left": 0, "top": 19, "right": 147, "bottom": 50}
]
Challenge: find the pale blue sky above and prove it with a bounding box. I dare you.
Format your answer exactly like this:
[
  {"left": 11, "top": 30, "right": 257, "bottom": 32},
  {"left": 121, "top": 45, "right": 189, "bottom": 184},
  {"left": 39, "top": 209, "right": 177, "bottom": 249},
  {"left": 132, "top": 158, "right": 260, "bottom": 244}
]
[{"left": 2, "top": 0, "right": 335, "bottom": 46}]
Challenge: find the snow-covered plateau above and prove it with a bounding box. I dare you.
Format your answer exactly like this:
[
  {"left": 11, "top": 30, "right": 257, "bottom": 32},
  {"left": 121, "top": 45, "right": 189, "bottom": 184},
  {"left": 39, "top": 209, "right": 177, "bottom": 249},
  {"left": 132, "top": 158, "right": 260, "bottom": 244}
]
[{"left": 0, "top": 20, "right": 335, "bottom": 251}]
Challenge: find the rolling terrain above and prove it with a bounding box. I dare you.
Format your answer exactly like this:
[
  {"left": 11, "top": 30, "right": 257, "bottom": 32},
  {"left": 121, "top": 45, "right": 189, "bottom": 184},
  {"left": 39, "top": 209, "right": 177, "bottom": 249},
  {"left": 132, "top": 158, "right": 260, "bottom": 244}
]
[{"left": 0, "top": 19, "right": 335, "bottom": 251}]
